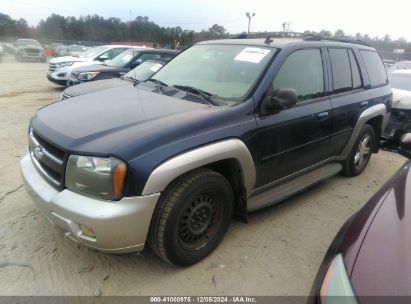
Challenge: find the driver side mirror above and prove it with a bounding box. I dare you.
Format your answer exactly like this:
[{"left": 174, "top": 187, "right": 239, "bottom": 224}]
[
  {"left": 266, "top": 88, "right": 298, "bottom": 112},
  {"left": 399, "top": 133, "right": 411, "bottom": 159},
  {"left": 98, "top": 54, "right": 109, "bottom": 61}
]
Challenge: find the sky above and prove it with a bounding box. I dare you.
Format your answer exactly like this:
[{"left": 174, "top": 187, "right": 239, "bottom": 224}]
[{"left": 2, "top": 0, "right": 411, "bottom": 40}]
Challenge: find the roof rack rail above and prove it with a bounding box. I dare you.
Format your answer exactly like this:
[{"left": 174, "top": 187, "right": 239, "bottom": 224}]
[
  {"left": 303, "top": 34, "right": 372, "bottom": 47},
  {"left": 229, "top": 32, "right": 249, "bottom": 39}
]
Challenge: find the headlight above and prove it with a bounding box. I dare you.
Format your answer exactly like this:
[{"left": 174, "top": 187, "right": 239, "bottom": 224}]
[
  {"left": 56, "top": 61, "right": 74, "bottom": 68},
  {"left": 320, "top": 254, "right": 357, "bottom": 303},
  {"left": 77, "top": 72, "right": 100, "bottom": 81},
  {"left": 65, "top": 155, "right": 127, "bottom": 200}
]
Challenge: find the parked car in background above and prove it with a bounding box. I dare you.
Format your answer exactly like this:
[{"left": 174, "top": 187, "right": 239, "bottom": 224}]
[
  {"left": 60, "top": 59, "right": 168, "bottom": 100},
  {"left": 390, "top": 60, "right": 411, "bottom": 71},
  {"left": 382, "top": 70, "right": 411, "bottom": 143},
  {"left": 21, "top": 37, "right": 391, "bottom": 266},
  {"left": 15, "top": 39, "right": 46, "bottom": 62},
  {"left": 50, "top": 43, "right": 65, "bottom": 56},
  {"left": 383, "top": 59, "right": 395, "bottom": 70},
  {"left": 310, "top": 134, "right": 411, "bottom": 303},
  {"left": 54, "top": 44, "right": 87, "bottom": 57},
  {"left": 2, "top": 42, "right": 17, "bottom": 54},
  {"left": 68, "top": 48, "right": 178, "bottom": 85},
  {"left": 0, "top": 43, "right": 4, "bottom": 62},
  {"left": 47, "top": 45, "right": 133, "bottom": 85}
]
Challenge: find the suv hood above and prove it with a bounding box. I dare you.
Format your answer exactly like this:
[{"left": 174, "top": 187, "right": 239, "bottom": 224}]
[
  {"left": 392, "top": 88, "right": 411, "bottom": 109},
  {"left": 19, "top": 45, "right": 43, "bottom": 50},
  {"left": 350, "top": 161, "right": 411, "bottom": 296},
  {"left": 31, "top": 85, "right": 217, "bottom": 160},
  {"left": 72, "top": 64, "right": 129, "bottom": 75},
  {"left": 50, "top": 56, "right": 91, "bottom": 64},
  {"left": 64, "top": 78, "right": 130, "bottom": 97}
]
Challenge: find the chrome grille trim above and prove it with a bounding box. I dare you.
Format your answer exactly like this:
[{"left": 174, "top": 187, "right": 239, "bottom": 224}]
[
  {"left": 48, "top": 63, "right": 57, "bottom": 72},
  {"left": 29, "top": 129, "right": 63, "bottom": 165},
  {"left": 29, "top": 150, "right": 61, "bottom": 186}
]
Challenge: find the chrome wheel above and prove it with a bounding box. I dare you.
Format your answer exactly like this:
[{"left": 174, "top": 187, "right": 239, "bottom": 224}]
[{"left": 354, "top": 134, "right": 371, "bottom": 170}]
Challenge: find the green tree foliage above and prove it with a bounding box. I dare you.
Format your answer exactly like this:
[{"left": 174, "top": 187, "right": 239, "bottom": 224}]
[{"left": 0, "top": 12, "right": 411, "bottom": 54}]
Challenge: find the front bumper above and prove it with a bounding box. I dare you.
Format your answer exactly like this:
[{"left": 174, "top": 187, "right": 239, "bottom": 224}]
[
  {"left": 20, "top": 151, "right": 160, "bottom": 253},
  {"left": 47, "top": 66, "right": 72, "bottom": 85}
]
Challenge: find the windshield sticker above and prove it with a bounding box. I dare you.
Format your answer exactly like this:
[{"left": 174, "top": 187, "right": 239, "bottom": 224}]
[
  {"left": 150, "top": 63, "right": 162, "bottom": 72},
  {"left": 122, "top": 54, "right": 133, "bottom": 62},
  {"left": 234, "top": 47, "right": 270, "bottom": 63}
]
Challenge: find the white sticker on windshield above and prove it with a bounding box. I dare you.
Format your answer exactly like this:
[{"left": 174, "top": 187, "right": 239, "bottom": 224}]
[
  {"left": 150, "top": 63, "right": 162, "bottom": 72},
  {"left": 234, "top": 47, "right": 270, "bottom": 63},
  {"left": 122, "top": 54, "right": 133, "bottom": 61}
]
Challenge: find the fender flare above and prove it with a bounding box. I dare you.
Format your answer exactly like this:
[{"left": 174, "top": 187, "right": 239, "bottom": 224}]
[
  {"left": 141, "top": 139, "right": 256, "bottom": 197},
  {"left": 339, "top": 103, "right": 388, "bottom": 160}
]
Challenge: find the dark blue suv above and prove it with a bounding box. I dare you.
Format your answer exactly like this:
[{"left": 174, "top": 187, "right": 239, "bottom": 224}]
[{"left": 20, "top": 36, "right": 391, "bottom": 266}]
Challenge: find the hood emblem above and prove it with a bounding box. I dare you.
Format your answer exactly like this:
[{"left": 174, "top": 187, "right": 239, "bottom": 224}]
[{"left": 34, "top": 146, "right": 44, "bottom": 161}]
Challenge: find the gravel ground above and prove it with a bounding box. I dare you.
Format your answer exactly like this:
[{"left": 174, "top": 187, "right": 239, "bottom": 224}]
[{"left": 0, "top": 56, "right": 406, "bottom": 296}]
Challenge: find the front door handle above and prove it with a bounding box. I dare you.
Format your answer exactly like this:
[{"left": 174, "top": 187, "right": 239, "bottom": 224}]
[
  {"left": 317, "top": 112, "right": 329, "bottom": 120},
  {"left": 360, "top": 101, "right": 369, "bottom": 108}
]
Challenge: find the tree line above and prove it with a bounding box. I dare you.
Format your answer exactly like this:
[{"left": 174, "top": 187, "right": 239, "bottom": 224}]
[{"left": 0, "top": 12, "right": 410, "bottom": 53}]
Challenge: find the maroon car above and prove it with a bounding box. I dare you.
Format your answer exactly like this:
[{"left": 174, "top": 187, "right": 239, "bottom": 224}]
[{"left": 310, "top": 134, "right": 411, "bottom": 303}]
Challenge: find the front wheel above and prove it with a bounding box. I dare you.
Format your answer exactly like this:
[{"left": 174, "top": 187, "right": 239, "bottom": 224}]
[
  {"left": 148, "top": 168, "right": 234, "bottom": 266},
  {"left": 342, "top": 124, "right": 375, "bottom": 176}
]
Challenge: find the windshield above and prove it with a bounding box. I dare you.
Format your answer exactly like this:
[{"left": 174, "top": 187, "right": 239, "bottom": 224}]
[
  {"left": 69, "top": 45, "right": 84, "bottom": 52},
  {"left": 153, "top": 44, "right": 275, "bottom": 101},
  {"left": 17, "top": 39, "right": 40, "bottom": 46},
  {"left": 106, "top": 49, "right": 139, "bottom": 67},
  {"left": 125, "top": 60, "right": 164, "bottom": 81},
  {"left": 392, "top": 62, "right": 411, "bottom": 70},
  {"left": 79, "top": 46, "right": 109, "bottom": 58}
]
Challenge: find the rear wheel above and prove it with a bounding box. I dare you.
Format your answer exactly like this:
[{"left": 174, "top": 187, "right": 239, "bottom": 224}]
[
  {"left": 342, "top": 124, "right": 375, "bottom": 176},
  {"left": 148, "top": 168, "right": 234, "bottom": 266}
]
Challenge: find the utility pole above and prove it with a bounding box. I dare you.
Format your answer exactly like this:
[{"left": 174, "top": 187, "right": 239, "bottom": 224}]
[{"left": 246, "top": 12, "right": 255, "bottom": 34}]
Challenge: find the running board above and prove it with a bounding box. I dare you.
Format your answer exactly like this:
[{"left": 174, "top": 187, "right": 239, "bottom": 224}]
[{"left": 247, "top": 162, "right": 342, "bottom": 212}]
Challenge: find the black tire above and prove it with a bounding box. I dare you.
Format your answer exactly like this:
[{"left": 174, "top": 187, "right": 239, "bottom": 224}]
[
  {"left": 148, "top": 168, "right": 234, "bottom": 266},
  {"left": 342, "top": 124, "right": 375, "bottom": 176}
]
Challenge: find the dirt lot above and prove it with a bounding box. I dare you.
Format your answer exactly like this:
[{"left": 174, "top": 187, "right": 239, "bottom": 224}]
[{"left": 0, "top": 56, "right": 406, "bottom": 296}]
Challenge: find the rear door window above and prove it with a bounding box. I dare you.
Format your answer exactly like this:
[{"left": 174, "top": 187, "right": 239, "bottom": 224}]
[
  {"left": 329, "top": 48, "right": 352, "bottom": 94},
  {"left": 360, "top": 50, "right": 388, "bottom": 87},
  {"left": 273, "top": 49, "right": 325, "bottom": 102}
]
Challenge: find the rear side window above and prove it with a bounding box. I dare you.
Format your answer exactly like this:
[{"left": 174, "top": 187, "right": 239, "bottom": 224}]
[
  {"left": 360, "top": 50, "right": 388, "bottom": 87},
  {"left": 329, "top": 48, "right": 352, "bottom": 93},
  {"left": 348, "top": 50, "right": 363, "bottom": 89},
  {"left": 273, "top": 49, "right": 324, "bottom": 102}
]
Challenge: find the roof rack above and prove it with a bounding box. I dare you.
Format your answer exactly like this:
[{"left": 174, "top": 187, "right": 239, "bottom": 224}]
[
  {"left": 303, "top": 34, "right": 372, "bottom": 47},
  {"left": 228, "top": 31, "right": 372, "bottom": 47},
  {"left": 229, "top": 32, "right": 249, "bottom": 39}
]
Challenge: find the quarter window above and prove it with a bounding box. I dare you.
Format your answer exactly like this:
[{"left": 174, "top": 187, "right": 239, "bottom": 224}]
[
  {"left": 360, "top": 50, "right": 388, "bottom": 87},
  {"left": 273, "top": 49, "right": 324, "bottom": 102}
]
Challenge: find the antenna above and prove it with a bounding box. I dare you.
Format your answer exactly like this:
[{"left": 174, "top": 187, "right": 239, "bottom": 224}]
[{"left": 129, "top": 9, "right": 138, "bottom": 86}]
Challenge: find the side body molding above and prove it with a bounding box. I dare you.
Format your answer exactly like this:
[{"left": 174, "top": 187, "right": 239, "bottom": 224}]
[
  {"left": 142, "top": 139, "right": 256, "bottom": 196},
  {"left": 339, "top": 103, "right": 388, "bottom": 160}
]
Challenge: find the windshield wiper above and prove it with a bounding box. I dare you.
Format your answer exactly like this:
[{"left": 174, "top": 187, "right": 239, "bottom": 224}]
[
  {"left": 172, "top": 85, "right": 219, "bottom": 105},
  {"left": 146, "top": 78, "right": 168, "bottom": 93}
]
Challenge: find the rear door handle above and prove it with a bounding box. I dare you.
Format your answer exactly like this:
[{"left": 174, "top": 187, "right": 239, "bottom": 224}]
[
  {"left": 360, "top": 101, "right": 369, "bottom": 108},
  {"left": 317, "top": 112, "right": 329, "bottom": 120}
]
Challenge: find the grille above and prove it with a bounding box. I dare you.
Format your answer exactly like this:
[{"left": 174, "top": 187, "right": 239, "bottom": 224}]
[
  {"left": 25, "top": 48, "right": 40, "bottom": 55},
  {"left": 29, "top": 128, "right": 67, "bottom": 189},
  {"left": 48, "top": 63, "right": 57, "bottom": 72}
]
